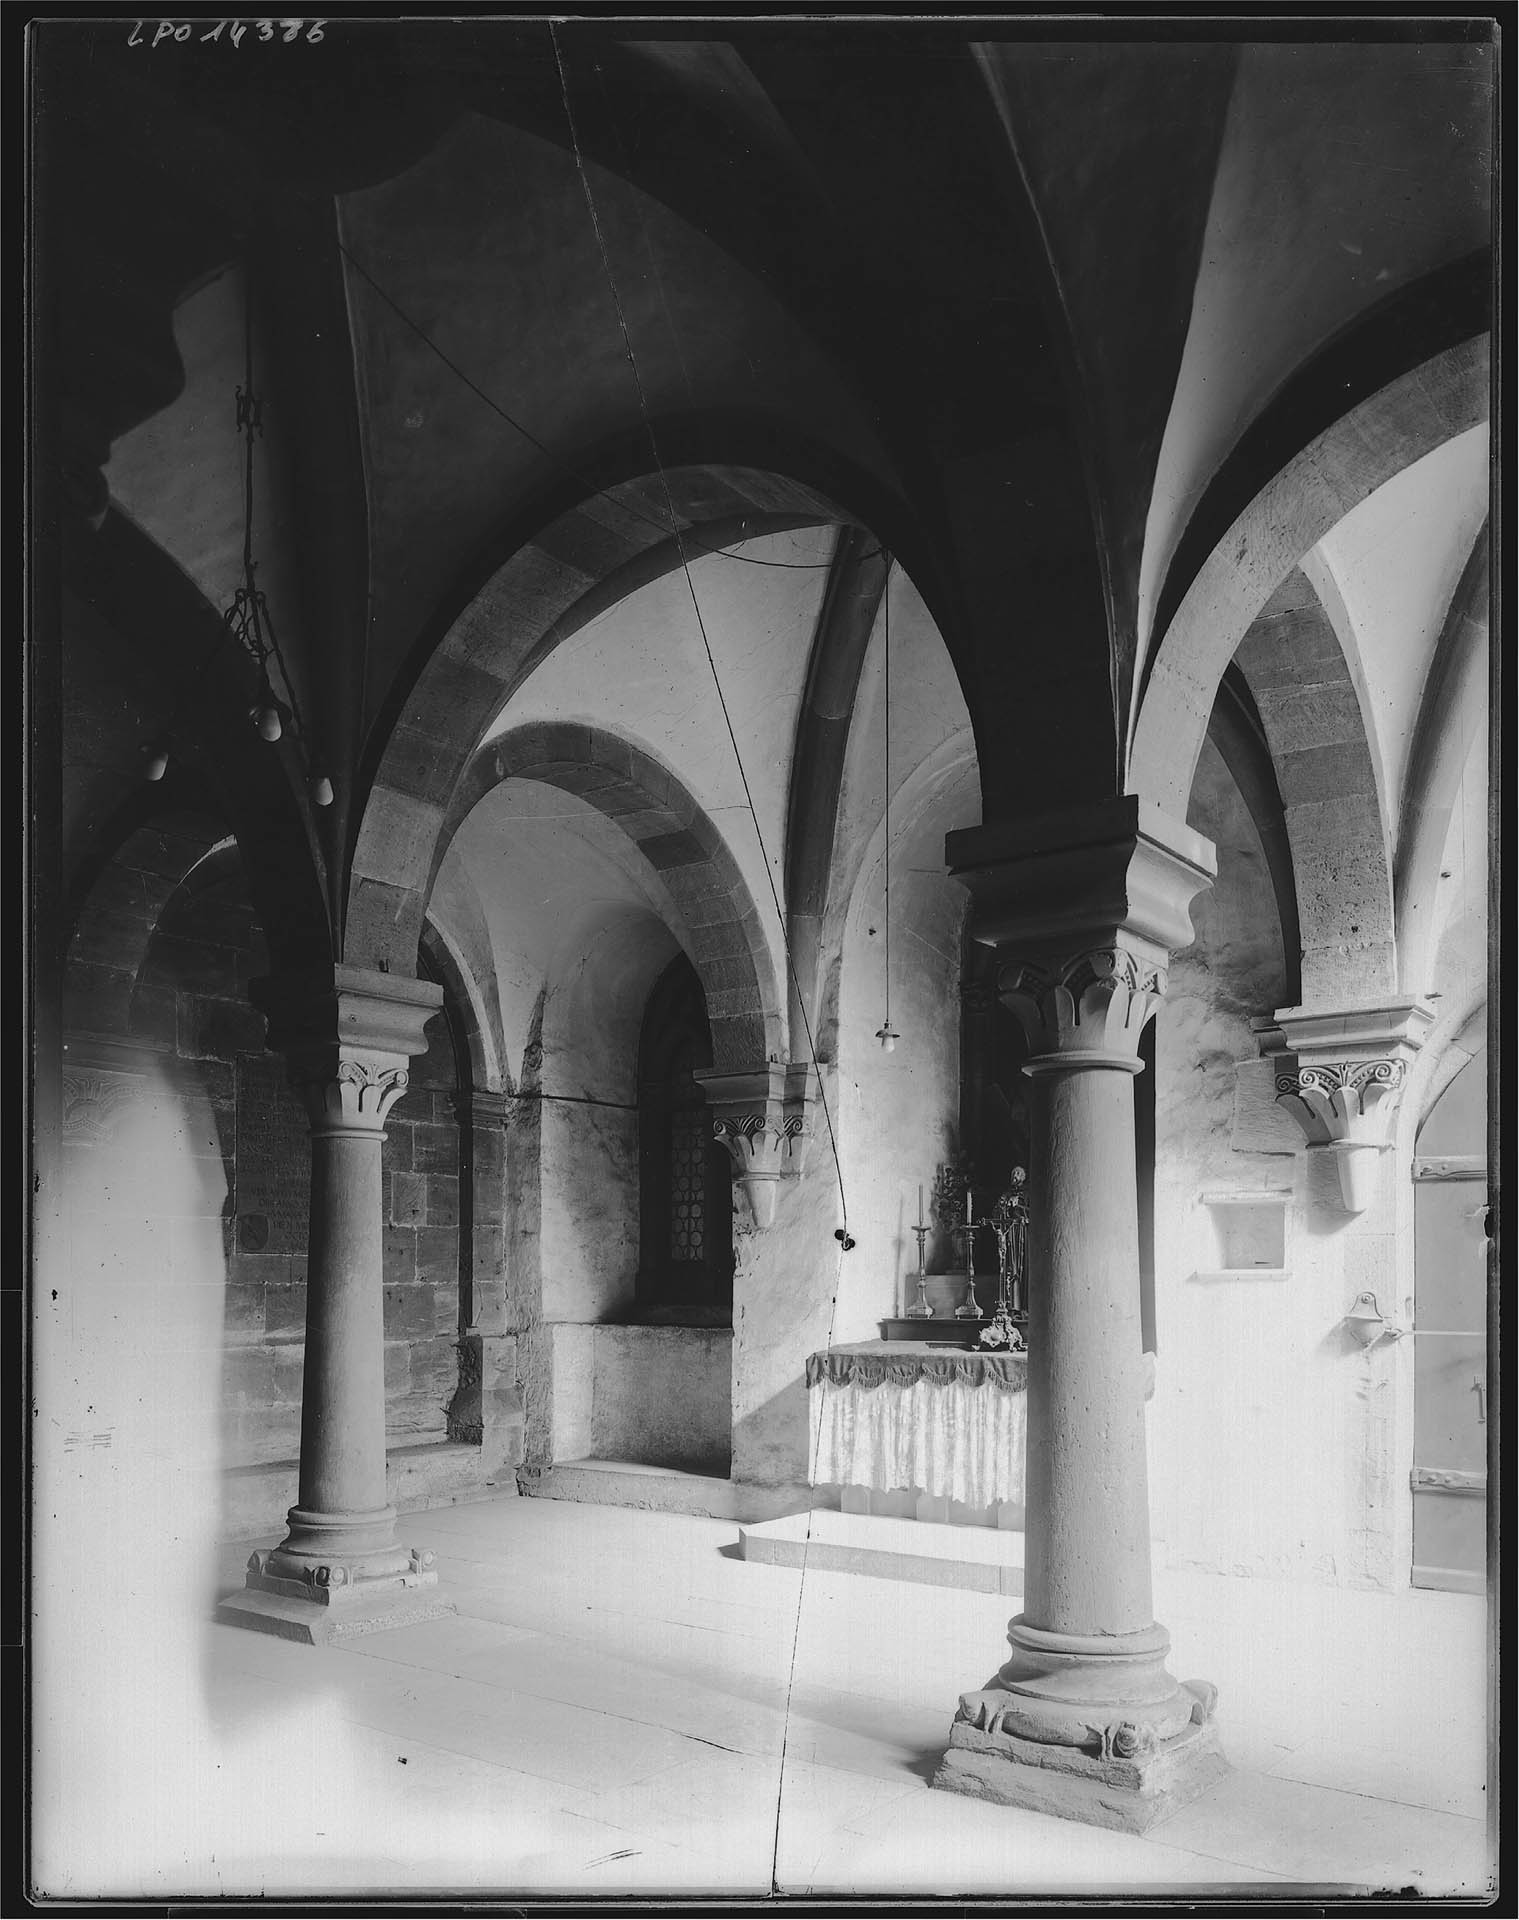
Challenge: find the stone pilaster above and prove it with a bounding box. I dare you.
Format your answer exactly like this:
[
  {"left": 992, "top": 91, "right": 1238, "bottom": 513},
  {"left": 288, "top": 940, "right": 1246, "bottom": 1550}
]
[
  {"left": 1265, "top": 1000, "right": 1435, "bottom": 1212},
  {"left": 447, "top": 1089, "right": 523, "bottom": 1471},
  {"left": 694, "top": 1061, "right": 813, "bottom": 1228},
  {"left": 217, "top": 965, "right": 457, "bottom": 1644},
  {"left": 933, "top": 797, "right": 1227, "bottom": 1833}
]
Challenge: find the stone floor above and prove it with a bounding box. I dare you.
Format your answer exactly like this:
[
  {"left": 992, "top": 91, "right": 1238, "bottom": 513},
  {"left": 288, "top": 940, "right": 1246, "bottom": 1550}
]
[{"left": 122, "top": 1494, "right": 1504, "bottom": 1898}]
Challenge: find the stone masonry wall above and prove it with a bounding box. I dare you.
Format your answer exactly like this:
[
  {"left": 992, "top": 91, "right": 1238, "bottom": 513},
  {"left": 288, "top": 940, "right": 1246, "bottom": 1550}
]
[
  {"left": 380, "top": 1010, "right": 465, "bottom": 1441},
  {"left": 63, "top": 822, "right": 463, "bottom": 1470},
  {"left": 1153, "top": 733, "right": 1411, "bottom": 1588}
]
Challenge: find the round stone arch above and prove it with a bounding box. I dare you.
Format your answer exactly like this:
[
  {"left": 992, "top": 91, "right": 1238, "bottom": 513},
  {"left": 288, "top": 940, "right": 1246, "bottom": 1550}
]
[
  {"left": 1128, "top": 335, "right": 1490, "bottom": 824},
  {"left": 1227, "top": 567, "right": 1396, "bottom": 1004},
  {"left": 345, "top": 459, "right": 884, "bottom": 981},
  {"left": 64, "top": 511, "right": 333, "bottom": 979},
  {"left": 1394, "top": 523, "right": 1490, "bottom": 998},
  {"left": 419, "top": 914, "right": 507, "bottom": 1100},
  {"left": 444, "top": 722, "right": 782, "bottom": 1076},
  {"left": 65, "top": 811, "right": 241, "bottom": 1007}
]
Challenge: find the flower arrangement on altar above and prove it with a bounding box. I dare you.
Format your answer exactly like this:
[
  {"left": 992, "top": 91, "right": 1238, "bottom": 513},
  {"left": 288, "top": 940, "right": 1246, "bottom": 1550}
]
[
  {"left": 930, "top": 1157, "right": 973, "bottom": 1231},
  {"left": 979, "top": 1167, "right": 1029, "bottom": 1351}
]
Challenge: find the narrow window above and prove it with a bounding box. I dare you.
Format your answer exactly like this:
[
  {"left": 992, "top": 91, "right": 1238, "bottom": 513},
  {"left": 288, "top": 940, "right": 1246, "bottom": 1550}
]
[{"left": 636, "top": 954, "right": 734, "bottom": 1323}]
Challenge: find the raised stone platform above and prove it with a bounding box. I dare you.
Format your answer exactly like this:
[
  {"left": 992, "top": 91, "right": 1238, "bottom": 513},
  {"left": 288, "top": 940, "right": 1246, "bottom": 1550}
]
[
  {"left": 739, "top": 1508, "right": 1025, "bottom": 1595},
  {"left": 521, "top": 1457, "right": 817, "bottom": 1522}
]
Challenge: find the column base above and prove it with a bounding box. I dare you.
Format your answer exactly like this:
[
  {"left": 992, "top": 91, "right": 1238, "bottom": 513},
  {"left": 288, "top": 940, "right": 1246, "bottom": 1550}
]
[
  {"left": 216, "top": 1581, "right": 456, "bottom": 1646},
  {"left": 933, "top": 1711, "right": 1228, "bottom": 1834},
  {"left": 216, "top": 1530, "right": 456, "bottom": 1645},
  {"left": 933, "top": 1617, "right": 1227, "bottom": 1834}
]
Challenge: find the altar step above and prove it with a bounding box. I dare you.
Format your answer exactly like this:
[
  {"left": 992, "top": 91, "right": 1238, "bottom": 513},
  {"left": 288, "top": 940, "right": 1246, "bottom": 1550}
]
[
  {"left": 738, "top": 1507, "right": 1025, "bottom": 1596},
  {"left": 520, "top": 1457, "right": 816, "bottom": 1523}
]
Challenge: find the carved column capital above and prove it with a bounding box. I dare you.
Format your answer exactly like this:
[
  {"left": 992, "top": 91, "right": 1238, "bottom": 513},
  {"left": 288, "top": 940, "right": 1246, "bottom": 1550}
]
[
  {"left": 947, "top": 797, "right": 1215, "bottom": 1067},
  {"left": 694, "top": 1062, "right": 813, "bottom": 1228},
  {"left": 251, "top": 964, "right": 443, "bottom": 1135},
  {"left": 998, "top": 942, "right": 1168, "bottom": 1065},
  {"left": 1264, "top": 998, "right": 1435, "bottom": 1211},
  {"left": 295, "top": 1055, "right": 412, "bottom": 1133}
]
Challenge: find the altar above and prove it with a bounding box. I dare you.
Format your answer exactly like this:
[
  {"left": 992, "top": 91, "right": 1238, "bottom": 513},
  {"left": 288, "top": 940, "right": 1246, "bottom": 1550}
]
[{"left": 806, "top": 1340, "right": 1029, "bottom": 1513}]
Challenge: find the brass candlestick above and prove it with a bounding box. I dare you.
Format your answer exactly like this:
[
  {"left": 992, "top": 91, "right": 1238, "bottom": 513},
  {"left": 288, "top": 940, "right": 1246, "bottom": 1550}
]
[
  {"left": 905, "top": 1187, "right": 934, "bottom": 1316},
  {"left": 951, "top": 1220, "right": 986, "bottom": 1316}
]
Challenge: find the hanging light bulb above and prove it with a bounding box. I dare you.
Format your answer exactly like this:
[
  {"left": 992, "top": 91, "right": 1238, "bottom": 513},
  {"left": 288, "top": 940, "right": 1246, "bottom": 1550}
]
[
  {"left": 143, "top": 743, "right": 169, "bottom": 782},
  {"left": 250, "top": 685, "right": 283, "bottom": 742},
  {"left": 875, "top": 1020, "right": 899, "bottom": 1053},
  {"left": 308, "top": 770, "right": 334, "bottom": 808},
  {"left": 222, "top": 304, "right": 313, "bottom": 770}
]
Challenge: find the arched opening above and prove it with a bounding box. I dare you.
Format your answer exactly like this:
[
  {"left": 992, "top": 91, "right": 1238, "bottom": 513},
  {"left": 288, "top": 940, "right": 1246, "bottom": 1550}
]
[
  {"left": 1147, "top": 702, "right": 1297, "bottom": 1573},
  {"left": 1129, "top": 337, "right": 1489, "bottom": 820},
  {"left": 60, "top": 813, "right": 245, "bottom": 1565},
  {"left": 635, "top": 953, "right": 735, "bottom": 1327},
  {"left": 60, "top": 802, "right": 488, "bottom": 1535},
  {"left": 825, "top": 560, "right": 981, "bottom": 1351},
  {"left": 347, "top": 476, "right": 861, "bottom": 981}
]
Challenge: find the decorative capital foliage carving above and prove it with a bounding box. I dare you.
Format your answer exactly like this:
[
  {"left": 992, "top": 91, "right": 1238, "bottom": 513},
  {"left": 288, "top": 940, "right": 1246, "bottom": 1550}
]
[
  {"left": 696, "top": 1063, "right": 813, "bottom": 1229},
  {"left": 998, "top": 941, "right": 1168, "bottom": 1062},
  {"left": 1274, "top": 1057, "right": 1407, "bottom": 1113},
  {"left": 296, "top": 1052, "right": 412, "bottom": 1131},
  {"left": 1266, "top": 999, "right": 1432, "bottom": 1212}
]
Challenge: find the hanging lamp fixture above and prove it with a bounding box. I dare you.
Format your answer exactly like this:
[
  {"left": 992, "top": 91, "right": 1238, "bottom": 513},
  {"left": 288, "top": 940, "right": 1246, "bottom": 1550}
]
[
  {"left": 875, "top": 567, "right": 899, "bottom": 1052},
  {"left": 142, "top": 285, "right": 333, "bottom": 808}
]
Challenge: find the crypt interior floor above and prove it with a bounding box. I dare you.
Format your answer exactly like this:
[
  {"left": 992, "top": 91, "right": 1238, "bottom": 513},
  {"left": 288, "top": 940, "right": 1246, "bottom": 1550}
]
[{"left": 164, "top": 1493, "right": 1493, "bottom": 1898}]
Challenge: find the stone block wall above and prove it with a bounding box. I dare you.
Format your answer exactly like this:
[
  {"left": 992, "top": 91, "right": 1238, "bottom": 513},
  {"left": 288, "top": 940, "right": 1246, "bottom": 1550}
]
[
  {"left": 549, "top": 1323, "right": 732, "bottom": 1474},
  {"left": 63, "top": 821, "right": 466, "bottom": 1474},
  {"left": 1152, "top": 734, "right": 1412, "bottom": 1589},
  {"left": 379, "top": 1006, "right": 467, "bottom": 1441}
]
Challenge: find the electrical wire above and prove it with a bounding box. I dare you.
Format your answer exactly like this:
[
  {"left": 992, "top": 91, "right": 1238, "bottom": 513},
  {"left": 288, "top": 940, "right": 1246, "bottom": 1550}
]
[
  {"left": 230, "top": 291, "right": 315, "bottom": 763},
  {"left": 549, "top": 25, "right": 851, "bottom": 1244},
  {"left": 549, "top": 30, "right": 868, "bottom": 1896},
  {"left": 882, "top": 582, "right": 892, "bottom": 1037}
]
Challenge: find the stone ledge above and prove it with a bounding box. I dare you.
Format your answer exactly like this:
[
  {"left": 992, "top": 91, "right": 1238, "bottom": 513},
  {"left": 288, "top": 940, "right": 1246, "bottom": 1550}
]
[
  {"left": 521, "top": 1459, "right": 816, "bottom": 1522},
  {"left": 218, "top": 1439, "right": 517, "bottom": 1541}
]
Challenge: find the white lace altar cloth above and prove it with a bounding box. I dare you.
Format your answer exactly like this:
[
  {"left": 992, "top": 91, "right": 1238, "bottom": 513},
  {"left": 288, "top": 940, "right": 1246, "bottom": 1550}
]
[{"left": 806, "top": 1343, "right": 1028, "bottom": 1510}]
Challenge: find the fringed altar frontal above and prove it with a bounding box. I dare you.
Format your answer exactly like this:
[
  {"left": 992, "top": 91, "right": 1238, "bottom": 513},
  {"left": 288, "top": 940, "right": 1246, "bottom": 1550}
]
[{"left": 806, "top": 1342, "right": 1028, "bottom": 1510}]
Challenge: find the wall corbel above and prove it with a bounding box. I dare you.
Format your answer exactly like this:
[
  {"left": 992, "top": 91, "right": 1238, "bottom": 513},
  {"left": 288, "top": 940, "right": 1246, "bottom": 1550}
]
[
  {"left": 1264, "top": 999, "right": 1435, "bottom": 1212},
  {"left": 696, "top": 1062, "right": 813, "bottom": 1228}
]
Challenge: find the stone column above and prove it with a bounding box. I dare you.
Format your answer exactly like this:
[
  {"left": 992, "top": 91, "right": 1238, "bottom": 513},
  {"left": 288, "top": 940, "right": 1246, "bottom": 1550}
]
[
  {"left": 218, "top": 964, "right": 457, "bottom": 1645},
  {"left": 933, "top": 798, "right": 1226, "bottom": 1833}
]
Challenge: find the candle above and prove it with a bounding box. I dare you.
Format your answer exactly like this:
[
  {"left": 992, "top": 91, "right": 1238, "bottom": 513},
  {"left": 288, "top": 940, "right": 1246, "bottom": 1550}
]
[
  {"left": 965, "top": 1188, "right": 973, "bottom": 1225},
  {"left": 918, "top": 1184, "right": 925, "bottom": 1225}
]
